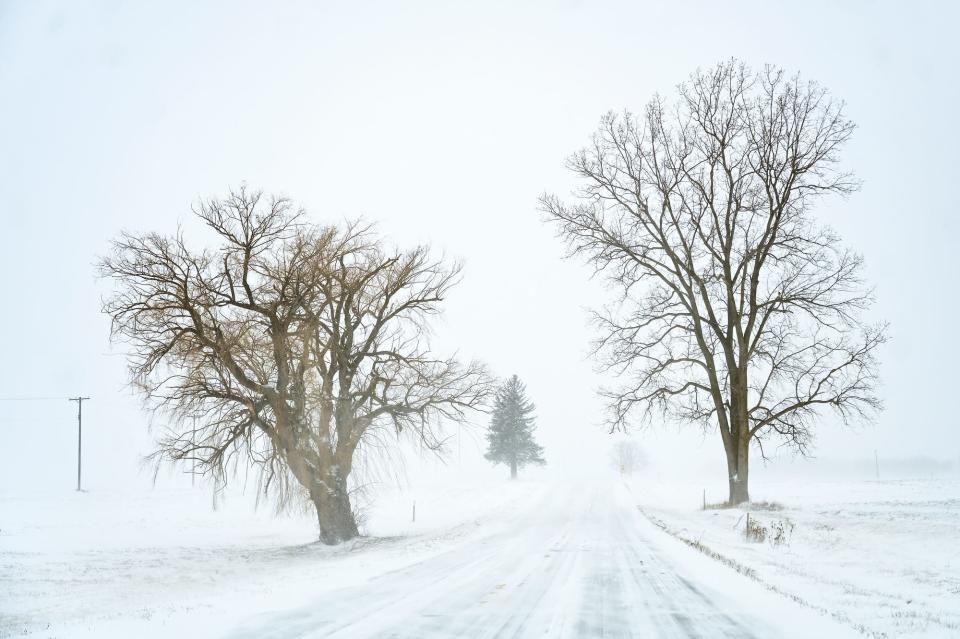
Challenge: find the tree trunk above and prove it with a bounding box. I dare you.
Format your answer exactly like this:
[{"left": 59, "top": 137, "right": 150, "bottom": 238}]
[
  {"left": 725, "top": 435, "right": 750, "bottom": 505},
  {"left": 724, "top": 371, "right": 751, "bottom": 505},
  {"left": 311, "top": 471, "right": 359, "bottom": 545},
  {"left": 510, "top": 459, "right": 518, "bottom": 479},
  {"left": 727, "top": 458, "right": 749, "bottom": 505}
]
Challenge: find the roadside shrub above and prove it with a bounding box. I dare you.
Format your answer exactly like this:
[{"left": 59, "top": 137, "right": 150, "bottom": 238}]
[
  {"left": 740, "top": 514, "right": 794, "bottom": 546},
  {"left": 704, "top": 501, "right": 730, "bottom": 510},
  {"left": 769, "top": 518, "right": 795, "bottom": 547},
  {"left": 705, "top": 499, "right": 784, "bottom": 511},
  {"left": 744, "top": 514, "right": 768, "bottom": 543},
  {"left": 748, "top": 500, "right": 784, "bottom": 512}
]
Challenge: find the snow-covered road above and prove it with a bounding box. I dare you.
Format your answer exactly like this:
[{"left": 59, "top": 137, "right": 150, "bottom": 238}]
[{"left": 223, "top": 482, "right": 849, "bottom": 639}]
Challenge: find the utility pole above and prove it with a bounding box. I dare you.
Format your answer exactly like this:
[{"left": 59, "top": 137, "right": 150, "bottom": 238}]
[
  {"left": 68, "top": 397, "right": 90, "bottom": 491},
  {"left": 874, "top": 449, "right": 880, "bottom": 480},
  {"left": 192, "top": 417, "right": 197, "bottom": 487}
]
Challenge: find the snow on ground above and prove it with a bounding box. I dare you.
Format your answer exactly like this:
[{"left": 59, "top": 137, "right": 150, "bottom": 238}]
[
  {"left": 3, "top": 466, "right": 953, "bottom": 638},
  {"left": 0, "top": 472, "right": 547, "bottom": 638},
  {"left": 218, "top": 479, "right": 856, "bottom": 639},
  {"left": 632, "top": 476, "right": 960, "bottom": 638}
]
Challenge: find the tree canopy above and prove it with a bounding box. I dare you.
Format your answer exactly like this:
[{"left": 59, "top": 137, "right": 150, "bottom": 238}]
[
  {"left": 100, "top": 187, "right": 492, "bottom": 542},
  {"left": 542, "top": 60, "right": 885, "bottom": 503}
]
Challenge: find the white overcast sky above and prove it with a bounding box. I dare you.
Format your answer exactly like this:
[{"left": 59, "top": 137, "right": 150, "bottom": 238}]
[{"left": 1, "top": 1, "right": 957, "bottom": 492}]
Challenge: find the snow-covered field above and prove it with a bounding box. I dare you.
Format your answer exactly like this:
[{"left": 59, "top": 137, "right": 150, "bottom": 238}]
[
  {"left": 0, "top": 474, "right": 547, "bottom": 638},
  {"left": 634, "top": 477, "right": 960, "bottom": 638},
  {"left": 3, "top": 471, "right": 956, "bottom": 638}
]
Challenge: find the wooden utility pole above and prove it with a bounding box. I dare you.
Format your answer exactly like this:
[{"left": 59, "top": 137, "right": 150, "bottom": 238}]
[
  {"left": 192, "top": 417, "right": 197, "bottom": 487},
  {"left": 68, "top": 397, "right": 90, "bottom": 491}
]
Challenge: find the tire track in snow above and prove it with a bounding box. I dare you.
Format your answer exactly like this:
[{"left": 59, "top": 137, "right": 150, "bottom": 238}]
[{"left": 222, "top": 482, "right": 791, "bottom": 638}]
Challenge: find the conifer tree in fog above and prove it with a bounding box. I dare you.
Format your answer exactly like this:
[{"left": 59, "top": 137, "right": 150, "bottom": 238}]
[{"left": 485, "top": 375, "right": 545, "bottom": 479}]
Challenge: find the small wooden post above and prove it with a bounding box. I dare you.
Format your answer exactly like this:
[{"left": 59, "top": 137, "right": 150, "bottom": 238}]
[
  {"left": 702, "top": 489, "right": 706, "bottom": 510},
  {"left": 745, "top": 512, "right": 750, "bottom": 540},
  {"left": 412, "top": 500, "right": 416, "bottom": 523}
]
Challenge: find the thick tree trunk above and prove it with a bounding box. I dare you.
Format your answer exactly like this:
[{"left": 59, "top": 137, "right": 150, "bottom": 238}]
[
  {"left": 510, "top": 459, "right": 518, "bottom": 479},
  {"left": 726, "top": 454, "right": 749, "bottom": 505},
  {"left": 725, "top": 434, "right": 750, "bottom": 505},
  {"left": 726, "top": 374, "right": 751, "bottom": 505},
  {"left": 311, "top": 471, "right": 359, "bottom": 545}
]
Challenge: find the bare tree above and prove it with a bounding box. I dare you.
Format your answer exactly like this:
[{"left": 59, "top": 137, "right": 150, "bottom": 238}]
[
  {"left": 100, "top": 187, "right": 491, "bottom": 543},
  {"left": 541, "top": 61, "right": 886, "bottom": 504},
  {"left": 610, "top": 439, "right": 644, "bottom": 476}
]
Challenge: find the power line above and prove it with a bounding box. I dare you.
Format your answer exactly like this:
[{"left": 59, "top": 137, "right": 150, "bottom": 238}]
[{"left": 0, "top": 396, "right": 71, "bottom": 401}]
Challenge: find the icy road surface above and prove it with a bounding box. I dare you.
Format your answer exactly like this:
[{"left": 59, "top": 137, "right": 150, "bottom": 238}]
[{"left": 224, "top": 483, "right": 851, "bottom": 639}]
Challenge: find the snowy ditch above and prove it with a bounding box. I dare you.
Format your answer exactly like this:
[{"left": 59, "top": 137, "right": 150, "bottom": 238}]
[{"left": 631, "top": 477, "right": 960, "bottom": 639}]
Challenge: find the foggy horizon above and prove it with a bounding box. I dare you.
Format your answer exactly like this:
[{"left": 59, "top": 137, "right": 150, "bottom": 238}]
[{"left": 2, "top": 1, "right": 958, "bottom": 495}]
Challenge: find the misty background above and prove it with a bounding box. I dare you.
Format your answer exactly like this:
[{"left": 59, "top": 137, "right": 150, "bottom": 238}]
[{"left": 1, "top": 0, "right": 957, "bottom": 495}]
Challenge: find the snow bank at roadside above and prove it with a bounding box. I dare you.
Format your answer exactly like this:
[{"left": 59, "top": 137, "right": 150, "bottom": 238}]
[
  {"left": 0, "top": 474, "right": 547, "bottom": 638},
  {"left": 630, "top": 477, "right": 960, "bottom": 638}
]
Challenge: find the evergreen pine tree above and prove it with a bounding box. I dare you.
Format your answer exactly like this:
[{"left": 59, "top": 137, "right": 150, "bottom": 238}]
[{"left": 484, "top": 375, "right": 545, "bottom": 479}]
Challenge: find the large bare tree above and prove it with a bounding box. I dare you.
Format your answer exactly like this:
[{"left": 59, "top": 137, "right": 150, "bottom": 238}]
[
  {"left": 100, "top": 188, "right": 491, "bottom": 543},
  {"left": 541, "top": 61, "right": 886, "bottom": 504}
]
